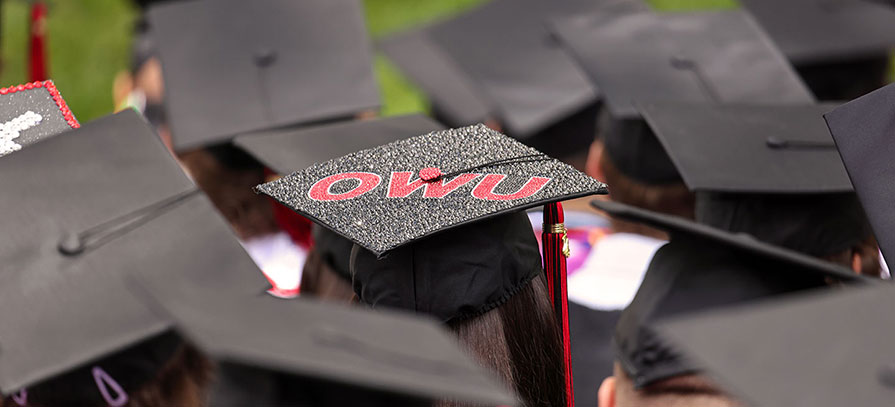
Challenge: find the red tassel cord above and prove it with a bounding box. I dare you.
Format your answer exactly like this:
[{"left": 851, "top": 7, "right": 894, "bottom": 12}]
[
  {"left": 29, "top": 2, "right": 49, "bottom": 82},
  {"left": 542, "top": 202, "right": 574, "bottom": 407},
  {"left": 264, "top": 168, "right": 314, "bottom": 250}
]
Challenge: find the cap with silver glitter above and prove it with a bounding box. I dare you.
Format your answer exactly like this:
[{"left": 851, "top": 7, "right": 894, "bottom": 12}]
[{"left": 255, "top": 124, "right": 607, "bottom": 256}]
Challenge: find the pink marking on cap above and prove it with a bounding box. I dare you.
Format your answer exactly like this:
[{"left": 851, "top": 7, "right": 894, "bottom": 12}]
[{"left": 92, "top": 366, "right": 129, "bottom": 407}]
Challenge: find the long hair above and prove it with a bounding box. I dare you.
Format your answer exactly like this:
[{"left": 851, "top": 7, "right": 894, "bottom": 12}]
[{"left": 441, "top": 275, "right": 567, "bottom": 407}]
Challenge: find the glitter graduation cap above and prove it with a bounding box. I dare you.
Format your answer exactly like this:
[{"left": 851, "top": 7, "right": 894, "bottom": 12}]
[
  {"left": 824, "top": 83, "right": 895, "bottom": 271},
  {"left": 132, "top": 270, "right": 518, "bottom": 406},
  {"left": 658, "top": 283, "right": 895, "bottom": 407},
  {"left": 256, "top": 124, "right": 607, "bottom": 256},
  {"left": 550, "top": 9, "right": 814, "bottom": 120},
  {"left": 591, "top": 200, "right": 869, "bottom": 388},
  {"left": 380, "top": 0, "right": 645, "bottom": 139},
  {"left": 739, "top": 0, "right": 895, "bottom": 65},
  {"left": 148, "top": 0, "right": 379, "bottom": 151},
  {"left": 0, "top": 80, "right": 78, "bottom": 157},
  {"left": 257, "top": 124, "right": 608, "bottom": 407},
  {"left": 0, "top": 110, "right": 267, "bottom": 403}
]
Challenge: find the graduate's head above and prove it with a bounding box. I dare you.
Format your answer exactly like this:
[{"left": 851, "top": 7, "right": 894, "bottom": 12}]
[{"left": 598, "top": 362, "right": 741, "bottom": 407}]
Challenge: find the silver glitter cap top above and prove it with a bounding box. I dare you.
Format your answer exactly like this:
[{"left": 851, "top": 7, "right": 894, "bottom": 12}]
[{"left": 256, "top": 124, "right": 608, "bottom": 256}]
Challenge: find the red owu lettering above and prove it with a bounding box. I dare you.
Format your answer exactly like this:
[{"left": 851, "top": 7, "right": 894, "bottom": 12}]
[
  {"left": 471, "top": 174, "right": 551, "bottom": 201},
  {"left": 307, "top": 171, "right": 552, "bottom": 202},
  {"left": 308, "top": 172, "right": 381, "bottom": 201},
  {"left": 387, "top": 172, "right": 481, "bottom": 198}
]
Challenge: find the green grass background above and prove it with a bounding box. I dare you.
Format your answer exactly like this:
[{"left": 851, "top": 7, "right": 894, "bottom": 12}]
[{"left": 0, "top": 0, "right": 886, "bottom": 123}]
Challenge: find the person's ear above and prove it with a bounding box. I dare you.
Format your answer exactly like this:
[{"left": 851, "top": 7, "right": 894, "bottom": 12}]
[
  {"left": 852, "top": 250, "right": 863, "bottom": 275},
  {"left": 585, "top": 140, "right": 605, "bottom": 181},
  {"left": 598, "top": 376, "right": 616, "bottom": 407}
]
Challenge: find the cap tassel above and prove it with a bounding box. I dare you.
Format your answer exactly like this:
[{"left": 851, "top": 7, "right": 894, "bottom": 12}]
[
  {"left": 542, "top": 202, "right": 574, "bottom": 407},
  {"left": 29, "top": 2, "right": 49, "bottom": 82}
]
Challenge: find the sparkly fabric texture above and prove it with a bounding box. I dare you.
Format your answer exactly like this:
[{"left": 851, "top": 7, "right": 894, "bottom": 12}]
[
  {"left": 0, "top": 111, "right": 42, "bottom": 156},
  {"left": 257, "top": 124, "right": 607, "bottom": 255},
  {"left": 0, "top": 86, "right": 74, "bottom": 152}
]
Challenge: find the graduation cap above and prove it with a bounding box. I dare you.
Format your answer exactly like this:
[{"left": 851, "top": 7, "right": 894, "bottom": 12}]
[
  {"left": 638, "top": 102, "right": 871, "bottom": 257},
  {"left": 551, "top": 9, "right": 815, "bottom": 120},
  {"left": 148, "top": 0, "right": 379, "bottom": 151},
  {"left": 739, "top": 0, "right": 895, "bottom": 65},
  {"left": 257, "top": 124, "right": 608, "bottom": 406},
  {"left": 658, "top": 283, "right": 895, "bottom": 407},
  {"left": 132, "top": 271, "right": 518, "bottom": 406},
  {"left": 0, "top": 80, "right": 78, "bottom": 156},
  {"left": 380, "top": 0, "right": 644, "bottom": 151},
  {"left": 590, "top": 200, "right": 869, "bottom": 388},
  {"left": 0, "top": 110, "right": 267, "bottom": 402},
  {"left": 824, "top": 83, "right": 895, "bottom": 271}
]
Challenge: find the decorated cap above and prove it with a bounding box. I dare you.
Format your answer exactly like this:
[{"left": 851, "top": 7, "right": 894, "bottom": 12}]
[
  {"left": 591, "top": 200, "right": 869, "bottom": 388},
  {"left": 0, "top": 110, "right": 266, "bottom": 402},
  {"left": 381, "top": 0, "right": 644, "bottom": 139},
  {"left": 133, "top": 271, "right": 517, "bottom": 406},
  {"left": 658, "top": 283, "right": 895, "bottom": 407},
  {"left": 0, "top": 80, "right": 78, "bottom": 157},
  {"left": 256, "top": 124, "right": 607, "bottom": 256},
  {"left": 824, "top": 83, "right": 895, "bottom": 270},
  {"left": 739, "top": 0, "right": 895, "bottom": 65},
  {"left": 148, "top": 0, "right": 379, "bottom": 151},
  {"left": 551, "top": 9, "right": 814, "bottom": 119}
]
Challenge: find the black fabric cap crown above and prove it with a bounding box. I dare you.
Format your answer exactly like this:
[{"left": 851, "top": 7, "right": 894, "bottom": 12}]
[
  {"left": 350, "top": 211, "right": 542, "bottom": 322},
  {"left": 825, "top": 83, "right": 895, "bottom": 270},
  {"left": 256, "top": 124, "right": 607, "bottom": 256},
  {"left": 601, "top": 117, "right": 681, "bottom": 185},
  {"left": 592, "top": 200, "right": 869, "bottom": 388}
]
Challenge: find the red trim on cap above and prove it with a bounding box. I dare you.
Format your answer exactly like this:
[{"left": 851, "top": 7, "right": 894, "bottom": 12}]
[{"left": 0, "top": 80, "right": 79, "bottom": 129}]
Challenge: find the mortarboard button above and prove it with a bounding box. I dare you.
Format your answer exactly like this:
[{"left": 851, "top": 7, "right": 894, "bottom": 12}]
[
  {"left": 419, "top": 167, "right": 443, "bottom": 183},
  {"left": 253, "top": 48, "right": 277, "bottom": 68},
  {"left": 878, "top": 364, "right": 895, "bottom": 388}
]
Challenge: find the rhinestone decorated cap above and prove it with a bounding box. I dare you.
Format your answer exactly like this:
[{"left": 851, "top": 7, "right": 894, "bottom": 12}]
[
  {"left": 256, "top": 124, "right": 608, "bottom": 256},
  {"left": 0, "top": 80, "right": 78, "bottom": 157}
]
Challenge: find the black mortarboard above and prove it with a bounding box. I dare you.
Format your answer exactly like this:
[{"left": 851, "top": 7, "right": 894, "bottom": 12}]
[
  {"left": 639, "top": 102, "right": 871, "bottom": 257},
  {"left": 591, "top": 200, "right": 868, "bottom": 388},
  {"left": 0, "top": 80, "right": 78, "bottom": 157},
  {"left": 825, "top": 83, "right": 895, "bottom": 270},
  {"left": 739, "top": 0, "right": 895, "bottom": 65},
  {"left": 133, "top": 272, "right": 517, "bottom": 406},
  {"left": 551, "top": 10, "right": 814, "bottom": 120},
  {"left": 381, "top": 0, "right": 645, "bottom": 141},
  {"left": 234, "top": 115, "right": 446, "bottom": 176},
  {"left": 0, "top": 110, "right": 266, "bottom": 402},
  {"left": 658, "top": 284, "right": 895, "bottom": 407},
  {"left": 149, "top": 0, "right": 379, "bottom": 151}
]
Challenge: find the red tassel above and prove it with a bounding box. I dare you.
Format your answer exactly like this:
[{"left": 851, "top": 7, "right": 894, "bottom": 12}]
[
  {"left": 542, "top": 202, "right": 574, "bottom": 407},
  {"left": 29, "top": 2, "right": 49, "bottom": 82}
]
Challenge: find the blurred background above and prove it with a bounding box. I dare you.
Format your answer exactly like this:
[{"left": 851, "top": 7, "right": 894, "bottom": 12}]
[{"left": 1, "top": 0, "right": 890, "bottom": 123}]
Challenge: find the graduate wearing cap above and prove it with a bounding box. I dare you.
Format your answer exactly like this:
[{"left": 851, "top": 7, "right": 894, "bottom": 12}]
[
  {"left": 658, "top": 283, "right": 895, "bottom": 407},
  {"left": 740, "top": 0, "right": 895, "bottom": 101},
  {"left": 146, "top": 0, "right": 381, "bottom": 293},
  {"left": 235, "top": 114, "right": 447, "bottom": 301},
  {"left": 637, "top": 102, "right": 880, "bottom": 277},
  {"left": 0, "top": 109, "right": 269, "bottom": 406},
  {"left": 380, "top": 0, "right": 646, "bottom": 164},
  {"left": 588, "top": 201, "right": 871, "bottom": 407},
  {"left": 257, "top": 124, "right": 609, "bottom": 407}
]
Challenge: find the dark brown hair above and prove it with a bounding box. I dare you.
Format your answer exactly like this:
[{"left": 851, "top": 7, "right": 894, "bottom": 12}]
[
  {"left": 3, "top": 344, "right": 212, "bottom": 407},
  {"left": 599, "top": 146, "right": 695, "bottom": 238},
  {"left": 440, "top": 275, "right": 567, "bottom": 407}
]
